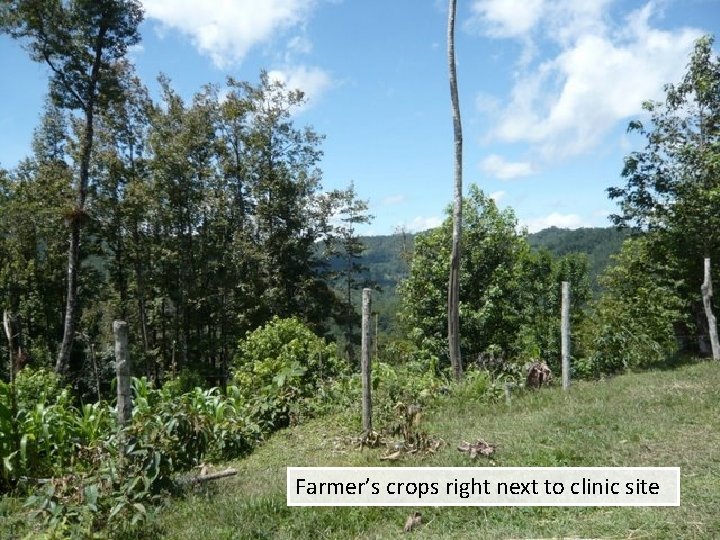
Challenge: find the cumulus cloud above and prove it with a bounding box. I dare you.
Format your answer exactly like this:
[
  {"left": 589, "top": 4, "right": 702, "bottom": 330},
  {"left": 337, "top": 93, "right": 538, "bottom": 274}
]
[
  {"left": 481, "top": 154, "right": 533, "bottom": 179},
  {"left": 489, "top": 190, "right": 506, "bottom": 203},
  {"left": 267, "top": 65, "right": 334, "bottom": 109},
  {"left": 470, "top": 0, "right": 703, "bottom": 159},
  {"left": 143, "top": 0, "right": 317, "bottom": 67},
  {"left": 522, "top": 212, "right": 587, "bottom": 233},
  {"left": 468, "top": 0, "right": 545, "bottom": 38}
]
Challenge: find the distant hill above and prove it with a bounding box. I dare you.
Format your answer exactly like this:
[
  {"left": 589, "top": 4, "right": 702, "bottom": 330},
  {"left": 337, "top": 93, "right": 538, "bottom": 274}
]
[
  {"left": 348, "top": 226, "right": 629, "bottom": 298},
  {"left": 327, "top": 226, "right": 630, "bottom": 330},
  {"left": 526, "top": 226, "right": 631, "bottom": 290}
]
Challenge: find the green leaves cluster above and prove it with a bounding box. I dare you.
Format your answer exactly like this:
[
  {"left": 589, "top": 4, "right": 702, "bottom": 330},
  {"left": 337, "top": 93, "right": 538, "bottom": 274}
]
[
  {"left": 233, "top": 317, "right": 347, "bottom": 429},
  {"left": 399, "top": 185, "right": 590, "bottom": 371},
  {"left": 578, "top": 237, "right": 685, "bottom": 374},
  {"left": 608, "top": 35, "right": 720, "bottom": 356},
  {"left": 0, "top": 68, "right": 369, "bottom": 392}
]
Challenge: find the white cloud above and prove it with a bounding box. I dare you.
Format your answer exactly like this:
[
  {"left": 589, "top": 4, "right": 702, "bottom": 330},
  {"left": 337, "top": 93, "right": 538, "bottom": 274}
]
[
  {"left": 481, "top": 154, "right": 533, "bottom": 179},
  {"left": 287, "top": 34, "right": 313, "bottom": 56},
  {"left": 489, "top": 190, "right": 506, "bottom": 203},
  {"left": 401, "top": 216, "right": 443, "bottom": 233},
  {"left": 522, "top": 212, "right": 588, "bottom": 233},
  {"left": 143, "top": 0, "right": 317, "bottom": 67},
  {"left": 471, "top": 1, "right": 703, "bottom": 159},
  {"left": 468, "top": 0, "right": 546, "bottom": 38},
  {"left": 267, "top": 65, "right": 334, "bottom": 109},
  {"left": 475, "top": 92, "right": 501, "bottom": 115},
  {"left": 382, "top": 194, "right": 407, "bottom": 206}
]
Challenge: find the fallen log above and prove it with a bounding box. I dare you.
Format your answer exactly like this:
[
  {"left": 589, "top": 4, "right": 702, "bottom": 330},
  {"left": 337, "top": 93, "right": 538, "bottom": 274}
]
[{"left": 180, "top": 468, "right": 237, "bottom": 484}]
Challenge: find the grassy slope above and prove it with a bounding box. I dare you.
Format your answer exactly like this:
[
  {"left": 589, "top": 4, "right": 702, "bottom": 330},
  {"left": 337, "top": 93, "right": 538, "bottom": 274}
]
[{"left": 155, "top": 361, "right": 720, "bottom": 539}]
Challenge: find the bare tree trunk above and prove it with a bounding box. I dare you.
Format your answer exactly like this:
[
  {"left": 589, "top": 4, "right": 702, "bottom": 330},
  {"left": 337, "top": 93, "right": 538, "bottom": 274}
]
[
  {"left": 55, "top": 26, "right": 107, "bottom": 376},
  {"left": 56, "top": 220, "right": 81, "bottom": 375},
  {"left": 702, "top": 258, "right": 720, "bottom": 360},
  {"left": 3, "top": 311, "right": 16, "bottom": 385},
  {"left": 447, "top": 0, "right": 463, "bottom": 380}
]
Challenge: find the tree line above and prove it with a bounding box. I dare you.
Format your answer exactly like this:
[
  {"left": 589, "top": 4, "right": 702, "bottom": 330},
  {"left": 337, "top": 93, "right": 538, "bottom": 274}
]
[{"left": 0, "top": 1, "right": 371, "bottom": 395}]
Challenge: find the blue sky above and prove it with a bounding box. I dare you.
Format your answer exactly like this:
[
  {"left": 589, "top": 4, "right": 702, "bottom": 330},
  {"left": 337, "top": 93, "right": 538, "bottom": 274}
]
[{"left": 1, "top": 0, "right": 718, "bottom": 234}]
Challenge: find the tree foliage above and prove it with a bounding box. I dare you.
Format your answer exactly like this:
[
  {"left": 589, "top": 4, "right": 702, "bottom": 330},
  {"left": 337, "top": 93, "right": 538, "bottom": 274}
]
[
  {"left": 399, "top": 185, "right": 590, "bottom": 372},
  {"left": 579, "top": 237, "right": 685, "bottom": 374},
  {"left": 1, "top": 0, "right": 144, "bottom": 375},
  {"left": 608, "top": 35, "right": 720, "bottom": 354},
  {"left": 0, "top": 66, "right": 366, "bottom": 393}
]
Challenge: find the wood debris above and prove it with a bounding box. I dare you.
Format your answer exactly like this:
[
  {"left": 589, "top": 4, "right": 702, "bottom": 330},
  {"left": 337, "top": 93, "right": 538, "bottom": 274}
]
[
  {"left": 403, "top": 511, "right": 422, "bottom": 533},
  {"left": 457, "top": 439, "right": 495, "bottom": 459}
]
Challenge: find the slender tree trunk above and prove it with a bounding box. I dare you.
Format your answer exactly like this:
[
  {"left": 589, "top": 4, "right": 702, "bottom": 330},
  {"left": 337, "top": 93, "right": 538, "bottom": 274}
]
[
  {"left": 55, "top": 25, "right": 107, "bottom": 376},
  {"left": 561, "top": 281, "right": 571, "bottom": 390},
  {"left": 447, "top": 0, "right": 463, "bottom": 380},
  {"left": 56, "top": 217, "right": 82, "bottom": 375}
]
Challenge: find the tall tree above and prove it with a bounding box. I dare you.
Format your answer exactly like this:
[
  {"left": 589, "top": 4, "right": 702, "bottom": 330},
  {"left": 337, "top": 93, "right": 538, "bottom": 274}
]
[
  {"left": 0, "top": 103, "right": 72, "bottom": 367},
  {"left": 1, "top": 0, "right": 144, "bottom": 375},
  {"left": 447, "top": 0, "right": 463, "bottom": 379},
  {"left": 608, "top": 35, "right": 720, "bottom": 355},
  {"left": 399, "top": 186, "right": 589, "bottom": 371},
  {"left": 327, "top": 182, "right": 374, "bottom": 361}
]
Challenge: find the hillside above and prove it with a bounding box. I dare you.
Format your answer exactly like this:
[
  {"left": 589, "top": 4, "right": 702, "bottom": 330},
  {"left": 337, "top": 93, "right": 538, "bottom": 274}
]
[
  {"left": 152, "top": 360, "right": 719, "bottom": 539},
  {"left": 527, "top": 226, "right": 632, "bottom": 289},
  {"left": 334, "top": 226, "right": 629, "bottom": 309}
]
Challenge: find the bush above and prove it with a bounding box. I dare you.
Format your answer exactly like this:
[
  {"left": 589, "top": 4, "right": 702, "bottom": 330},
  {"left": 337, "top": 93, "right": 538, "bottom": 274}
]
[
  {"left": 13, "top": 367, "right": 63, "bottom": 411},
  {"left": 579, "top": 237, "right": 684, "bottom": 375},
  {"left": 233, "top": 317, "right": 347, "bottom": 429}
]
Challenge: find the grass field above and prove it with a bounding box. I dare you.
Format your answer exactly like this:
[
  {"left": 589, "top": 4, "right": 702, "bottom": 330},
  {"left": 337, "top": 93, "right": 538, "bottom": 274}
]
[{"left": 149, "top": 360, "right": 720, "bottom": 539}]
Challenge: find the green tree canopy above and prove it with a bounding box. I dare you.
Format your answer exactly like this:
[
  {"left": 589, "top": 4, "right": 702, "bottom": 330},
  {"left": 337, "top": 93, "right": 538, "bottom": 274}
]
[
  {"left": 399, "top": 185, "right": 589, "bottom": 371},
  {"left": 608, "top": 35, "right": 720, "bottom": 353}
]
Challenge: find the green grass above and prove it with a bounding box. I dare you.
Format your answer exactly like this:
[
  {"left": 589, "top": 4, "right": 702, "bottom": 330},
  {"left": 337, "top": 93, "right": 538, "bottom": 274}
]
[{"left": 150, "top": 360, "right": 720, "bottom": 539}]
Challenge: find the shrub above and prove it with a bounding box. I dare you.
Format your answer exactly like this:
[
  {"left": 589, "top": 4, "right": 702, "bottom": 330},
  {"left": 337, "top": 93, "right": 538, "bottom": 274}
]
[
  {"left": 13, "top": 367, "right": 63, "bottom": 411},
  {"left": 579, "top": 237, "right": 684, "bottom": 375},
  {"left": 233, "top": 317, "right": 347, "bottom": 429}
]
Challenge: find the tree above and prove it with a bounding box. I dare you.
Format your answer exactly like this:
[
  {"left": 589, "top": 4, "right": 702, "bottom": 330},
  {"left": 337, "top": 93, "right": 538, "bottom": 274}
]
[
  {"left": 1, "top": 0, "right": 144, "bottom": 375},
  {"left": 326, "top": 181, "right": 374, "bottom": 361},
  {"left": 608, "top": 35, "right": 720, "bottom": 355},
  {"left": 447, "top": 0, "right": 463, "bottom": 380},
  {"left": 398, "top": 186, "right": 589, "bottom": 371},
  {"left": 580, "top": 237, "right": 685, "bottom": 373}
]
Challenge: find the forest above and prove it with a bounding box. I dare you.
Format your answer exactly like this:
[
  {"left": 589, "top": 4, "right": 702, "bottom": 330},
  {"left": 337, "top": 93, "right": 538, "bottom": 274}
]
[{"left": 0, "top": 1, "right": 719, "bottom": 538}]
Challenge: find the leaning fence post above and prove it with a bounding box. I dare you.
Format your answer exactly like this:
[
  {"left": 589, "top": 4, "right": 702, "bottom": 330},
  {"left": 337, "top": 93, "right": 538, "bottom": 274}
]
[
  {"left": 361, "top": 288, "right": 373, "bottom": 433},
  {"left": 702, "top": 257, "right": 720, "bottom": 361},
  {"left": 114, "top": 321, "right": 132, "bottom": 427},
  {"left": 561, "top": 281, "right": 571, "bottom": 390}
]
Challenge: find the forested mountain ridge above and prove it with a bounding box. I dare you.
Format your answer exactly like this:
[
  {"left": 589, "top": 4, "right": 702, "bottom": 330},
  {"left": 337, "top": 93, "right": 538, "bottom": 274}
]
[
  {"left": 527, "top": 226, "right": 632, "bottom": 290},
  {"left": 334, "top": 225, "right": 629, "bottom": 298}
]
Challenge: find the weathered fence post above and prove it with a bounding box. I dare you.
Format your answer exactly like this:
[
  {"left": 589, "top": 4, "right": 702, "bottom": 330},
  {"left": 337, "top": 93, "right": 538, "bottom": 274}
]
[
  {"left": 114, "top": 321, "right": 132, "bottom": 427},
  {"left": 561, "top": 281, "right": 571, "bottom": 390},
  {"left": 3, "top": 311, "right": 14, "bottom": 385},
  {"left": 702, "top": 258, "right": 720, "bottom": 360},
  {"left": 361, "top": 288, "right": 373, "bottom": 433},
  {"left": 3, "top": 311, "right": 24, "bottom": 385}
]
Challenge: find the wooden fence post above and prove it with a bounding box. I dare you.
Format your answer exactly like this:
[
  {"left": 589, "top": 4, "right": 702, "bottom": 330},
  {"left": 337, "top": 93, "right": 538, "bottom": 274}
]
[
  {"left": 3, "top": 311, "right": 14, "bottom": 385},
  {"left": 114, "top": 321, "right": 132, "bottom": 427},
  {"left": 702, "top": 258, "right": 720, "bottom": 360},
  {"left": 561, "top": 281, "right": 571, "bottom": 390},
  {"left": 361, "top": 288, "right": 372, "bottom": 433}
]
